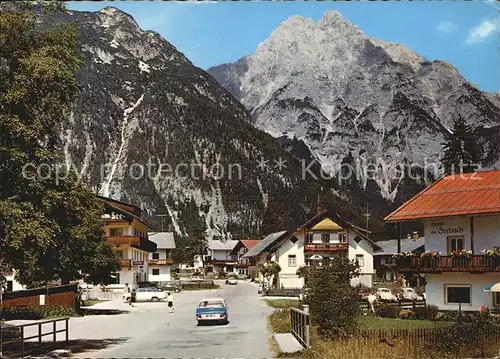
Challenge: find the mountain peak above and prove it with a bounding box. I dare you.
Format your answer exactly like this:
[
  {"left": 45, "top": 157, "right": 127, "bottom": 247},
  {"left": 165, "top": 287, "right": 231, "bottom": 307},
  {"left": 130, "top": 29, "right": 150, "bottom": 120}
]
[{"left": 98, "top": 6, "right": 140, "bottom": 30}]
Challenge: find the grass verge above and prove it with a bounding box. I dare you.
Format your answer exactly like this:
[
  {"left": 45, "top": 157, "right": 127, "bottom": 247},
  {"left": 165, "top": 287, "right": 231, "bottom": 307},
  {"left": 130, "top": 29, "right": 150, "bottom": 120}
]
[
  {"left": 265, "top": 299, "right": 300, "bottom": 309},
  {"left": 356, "top": 316, "right": 449, "bottom": 329},
  {"left": 182, "top": 284, "right": 222, "bottom": 291}
]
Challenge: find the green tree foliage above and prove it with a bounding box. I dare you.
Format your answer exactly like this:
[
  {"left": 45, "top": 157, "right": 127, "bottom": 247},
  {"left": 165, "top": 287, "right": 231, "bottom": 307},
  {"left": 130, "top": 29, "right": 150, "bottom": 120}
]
[
  {"left": 0, "top": 2, "right": 119, "bottom": 287},
  {"left": 442, "top": 116, "right": 483, "bottom": 174},
  {"left": 258, "top": 261, "right": 281, "bottom": 287},
  {"left": 298, "top": 258, "right": 360, "bottom": 338}
]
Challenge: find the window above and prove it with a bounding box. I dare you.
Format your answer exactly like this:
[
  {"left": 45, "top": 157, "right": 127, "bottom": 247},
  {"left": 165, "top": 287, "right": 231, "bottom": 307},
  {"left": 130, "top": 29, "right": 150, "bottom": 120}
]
[
  {"left": 242, "top": 248, "right": 248, "bottom": 254},
  {"left": 110, "top": 228, "right": 123, "bottom": 237},
  {"left": 447, "top": 236, "right": 464, "bottom": 254},
  {"left": 339, "top": 232, "right": 347, "bottom": 243},
  {"left": 321, "top": 233, "right": 330, "bottom": 243},
  {"left": 152, "top": 269, "right": 160, "bottom": 275},
  {"left": 288, "top": 254, "right": 297, "bottom": 267},
  {"left": 356, "top": 254, "right": 364, "bottom": 267},
  {"left": 445, "top": 285, "right": 471, "bottom": 304},
  {"left": 495, "top": 293, "right": 500, "bottom": 307},
  {"left": 306, "top": 233, "right": 314, "bottom": 243},
  {"left": 153, "top": 252, "right": 160, "bottom": 260}
]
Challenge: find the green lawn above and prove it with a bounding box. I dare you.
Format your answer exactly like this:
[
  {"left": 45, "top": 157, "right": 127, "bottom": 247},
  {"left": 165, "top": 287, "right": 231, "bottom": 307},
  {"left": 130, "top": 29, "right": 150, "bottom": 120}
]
[
  {"left": 265, "top": 299, "right": 301, "bottom": 309},
  {"left": 81, "top": 299, "right": 107, "bottom": 306},
  {"left": 182, "top": 284, "right": 222, "bottom": 291},
  {"left": 356, "top": 316, "right": 449, "bottom": 329}
]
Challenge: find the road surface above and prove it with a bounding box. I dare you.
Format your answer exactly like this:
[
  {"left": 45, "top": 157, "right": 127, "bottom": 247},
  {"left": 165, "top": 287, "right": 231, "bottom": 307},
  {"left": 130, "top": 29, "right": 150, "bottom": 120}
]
[{"left": 71, "top": 280, "right": 274, "bottom": 358}]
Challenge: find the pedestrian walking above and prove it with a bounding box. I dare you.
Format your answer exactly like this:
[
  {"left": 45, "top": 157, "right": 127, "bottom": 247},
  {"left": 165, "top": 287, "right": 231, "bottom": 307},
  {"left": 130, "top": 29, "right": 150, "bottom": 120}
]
[
  {"left": 122, "top": 283, "right": 130, "bottom": 303},
  {"left": 167, "top": 292, "right": 174, "bottom": 313}
]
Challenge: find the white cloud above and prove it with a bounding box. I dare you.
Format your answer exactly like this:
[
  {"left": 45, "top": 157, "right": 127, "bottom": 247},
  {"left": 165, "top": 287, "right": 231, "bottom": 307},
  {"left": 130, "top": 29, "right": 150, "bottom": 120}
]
[
  {"left": 438, "top": 21, "right": 457, "bottom": 34},
  {"left": 466, "top": 18, "right": 500, "bottom": 44}
]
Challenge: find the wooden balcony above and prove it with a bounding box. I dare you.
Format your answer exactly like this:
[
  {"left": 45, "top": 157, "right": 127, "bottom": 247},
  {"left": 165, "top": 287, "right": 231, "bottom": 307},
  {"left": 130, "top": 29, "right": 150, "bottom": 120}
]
[
  {"left": 397, "top": 255, "right": 500, "bottom": 273},
  {"left": 205, "top": 259, "right": 238, "bottom": 266},
  {"left": 120, "top": 259, "right": 131, "bottom": 268},
  {"left": 107, "top": 236, "right": 140, "bottom": 246},
  {"left": 304, "top": 243, "right": 348, "bottom": 252},
  {"left": 148, "top": 258, "right": 174, "bottom": 265}
]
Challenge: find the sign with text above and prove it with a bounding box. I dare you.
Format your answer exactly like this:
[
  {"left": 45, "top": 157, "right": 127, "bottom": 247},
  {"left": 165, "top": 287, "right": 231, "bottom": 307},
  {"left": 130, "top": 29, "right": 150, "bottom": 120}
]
[
  {"left": 429, "top": 221, "right": 464, "bottom": 235},
  {"left": 132, "top": 260, "right": 144, "bottom": 266}
]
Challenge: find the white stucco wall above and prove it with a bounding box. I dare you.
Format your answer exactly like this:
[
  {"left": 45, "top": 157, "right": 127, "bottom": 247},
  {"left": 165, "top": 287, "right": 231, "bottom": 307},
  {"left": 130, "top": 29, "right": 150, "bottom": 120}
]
[
  {"left": 474, "top": 215, "right": 500, "bottom": 251},
  {"left": 4, "top": 271, "right": 25, "bottom": 291},
  {"left": 424, "top": 217, "right": 471, "bottom": 254},
  {"left": 348, "top": 229, "right": 375, "bottom": 288},
  {"left": 425, "top": 272, "right": 500, "bottom": 311},
  {"left": 273, "top": 236, "right": 305, "bottom": 289},
  {"left": 148, "top": 265, "right": 171, "bottom": 282}
]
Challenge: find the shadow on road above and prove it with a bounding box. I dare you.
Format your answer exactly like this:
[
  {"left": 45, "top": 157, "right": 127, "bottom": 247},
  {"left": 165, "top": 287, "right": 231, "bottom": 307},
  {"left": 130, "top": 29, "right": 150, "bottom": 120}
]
[
  {"left": 197, "top": 321, "right": 230, "bottom": 326},
  {"left": 2, "top": 338, "right": 129, "bottom": 358},
  {"left": 81, "top": 308, "right": 129, "bottom": 316}
]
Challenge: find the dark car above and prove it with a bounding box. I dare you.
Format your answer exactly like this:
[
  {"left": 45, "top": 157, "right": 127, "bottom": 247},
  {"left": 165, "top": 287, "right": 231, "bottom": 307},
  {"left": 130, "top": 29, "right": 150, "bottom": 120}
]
[{"left": 160, "top": 281, "right": 182, "bottom": 293}]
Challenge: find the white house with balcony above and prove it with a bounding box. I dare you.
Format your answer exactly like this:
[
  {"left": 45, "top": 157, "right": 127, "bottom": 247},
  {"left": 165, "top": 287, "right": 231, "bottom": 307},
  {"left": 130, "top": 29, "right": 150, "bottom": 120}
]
[
  {"left": 242, "top": 209, "right": 380, "bottom": 288},
  {"left": 203, "top": 240, "right": 239, "bottom": 275},
  {"left": 385, "top": 170, "right": 500, "bottom": 311},
  {"left": 147, "top": 232, "right": 176, "bottom": 283}
]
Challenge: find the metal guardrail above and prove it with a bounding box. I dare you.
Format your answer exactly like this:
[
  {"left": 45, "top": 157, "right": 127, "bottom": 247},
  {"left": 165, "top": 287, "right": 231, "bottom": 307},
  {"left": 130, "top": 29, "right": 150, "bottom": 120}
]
[
  {"left": 290, "top": 305, "right": 310, "bottom": 349},
  {"left": 0, "top": 317, "right": 69, "bottom": 358}
]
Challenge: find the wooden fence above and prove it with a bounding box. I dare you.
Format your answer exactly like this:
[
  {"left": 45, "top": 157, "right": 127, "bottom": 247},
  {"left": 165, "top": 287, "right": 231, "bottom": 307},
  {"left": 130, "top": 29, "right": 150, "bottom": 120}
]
[
  {"left": 1, "top": 284, "right": 78, "bottom": 309},
  {"left": 360, "top": 299, "right": 426, "bottom": 314}
]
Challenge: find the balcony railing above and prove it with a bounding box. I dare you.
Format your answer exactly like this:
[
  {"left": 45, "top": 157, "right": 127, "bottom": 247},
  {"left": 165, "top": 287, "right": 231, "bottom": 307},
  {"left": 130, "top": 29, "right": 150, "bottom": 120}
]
[
  {"left": 107, "top": 236, "right": 140, "bottom": 245},
  {"left": 205, "top": 259, "right": 238, "bottom": 266},
  {"left": 304, "top": 243, "right": 348, "bottom": 252},
  {"left": 397, "top": 255, "right": 500, "bottom": 273},
  {"left": 148, "top": 258, "right": 174, "bottom": 265}
]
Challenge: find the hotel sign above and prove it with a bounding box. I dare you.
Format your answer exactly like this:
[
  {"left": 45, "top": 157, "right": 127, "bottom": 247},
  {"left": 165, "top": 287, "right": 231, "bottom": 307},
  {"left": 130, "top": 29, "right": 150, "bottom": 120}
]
[
  {"left": 132, "top": 261, "right": 144, "bottom": 266},
  {"left": 429, "top": 221, "right": 464, "bottom": 235}
]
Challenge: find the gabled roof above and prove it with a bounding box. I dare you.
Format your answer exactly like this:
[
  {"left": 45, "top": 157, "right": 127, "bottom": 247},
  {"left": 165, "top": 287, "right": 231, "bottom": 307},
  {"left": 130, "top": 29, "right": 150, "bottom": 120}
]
[
  {"left": 97, "top": 196, "right": 156, "bottom": 231},
  {"left": 385, "top": 170, "right": 500, "bottom": 222},
  {"left": 242, "top": 231, "right": 289, "bottom": 258},
  {"left": 311, "top": 218, "right": 344, "bottom": 231},
  {"left": 148, "top": 232, "right": 176, "bottom": 249},
  {"left": 374, "top": 237, "right": 425, "bottom": 256},
  {"left": 230, "top": 239, "right": 260, "bottom": 256},
  {"left": 207, "top": 240, "right": 239, "bottom": 251},
  {"left": 284, "top": 210, "right": 381, "bottom": 251}
]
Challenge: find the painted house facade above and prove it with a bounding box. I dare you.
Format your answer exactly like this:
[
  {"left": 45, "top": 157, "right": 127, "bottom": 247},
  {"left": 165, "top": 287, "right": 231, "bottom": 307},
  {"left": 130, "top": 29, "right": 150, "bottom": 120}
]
[
  {"left": 243, "top": 210, "right": 381, "bottom": 289},
  {"left": 204, "top": 240, "right": 239, "bottom": 274},
  {"left": 385, "top": 170, "right": 500, "bottom": 311},
  {"left": 97, "top": 195, "right": 157, "bottom": 288},
  {"left": 230, "top": 240, "right": 260, "bottom": 276},
  {"left": 147, "top": 232, "right": 176, "bottom": 283}
]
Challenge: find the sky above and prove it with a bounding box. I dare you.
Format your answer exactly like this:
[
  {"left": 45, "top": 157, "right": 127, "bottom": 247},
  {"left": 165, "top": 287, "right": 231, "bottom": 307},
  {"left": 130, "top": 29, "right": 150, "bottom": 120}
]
[{"left": 67, "top": 1, "right": 500, "bottom": 93}]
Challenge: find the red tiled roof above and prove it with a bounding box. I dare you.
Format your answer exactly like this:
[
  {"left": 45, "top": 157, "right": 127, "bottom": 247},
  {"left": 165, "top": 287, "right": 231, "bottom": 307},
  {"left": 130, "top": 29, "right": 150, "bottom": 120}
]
[
  {"left": 385, "top": 170, "right": 500, "bottom": 222},
  {"left": 240, "top": 240, "right": 260, "bottom": 249}
]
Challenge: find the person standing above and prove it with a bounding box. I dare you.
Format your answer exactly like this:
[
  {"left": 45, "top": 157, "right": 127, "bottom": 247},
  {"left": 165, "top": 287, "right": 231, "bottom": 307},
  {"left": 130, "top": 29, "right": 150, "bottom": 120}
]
[
  {"left": 167, "top": 292, "right": 174, "bottom": 313},
  {"left": 122, "top": 283, "right": 130, "bottom": 303}
]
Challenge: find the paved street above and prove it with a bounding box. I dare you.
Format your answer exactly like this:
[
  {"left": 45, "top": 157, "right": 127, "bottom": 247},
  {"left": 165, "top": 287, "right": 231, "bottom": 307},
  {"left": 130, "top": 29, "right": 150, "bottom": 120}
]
[{"left": 65, "top": 280, "right": 274, "bottom": 358}]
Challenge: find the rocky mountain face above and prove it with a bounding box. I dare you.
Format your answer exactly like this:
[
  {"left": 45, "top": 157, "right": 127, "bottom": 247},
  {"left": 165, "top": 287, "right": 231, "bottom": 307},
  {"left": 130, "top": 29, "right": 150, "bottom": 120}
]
[
  {"left": 208, "top": 11, "right": 500, "bottom": 202},
  {"left": 42, "top": 7, "right": 372, "bottom": 239}
]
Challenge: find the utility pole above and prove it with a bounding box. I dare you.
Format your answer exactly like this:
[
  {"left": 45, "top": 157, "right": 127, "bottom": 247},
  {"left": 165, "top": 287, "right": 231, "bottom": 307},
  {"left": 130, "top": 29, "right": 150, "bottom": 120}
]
[
  {"left": 363, "top": 202, "right": 371, "bottom": 230},
  {"left": 155, "top": 214, "right": 168, "bottom": 232}
]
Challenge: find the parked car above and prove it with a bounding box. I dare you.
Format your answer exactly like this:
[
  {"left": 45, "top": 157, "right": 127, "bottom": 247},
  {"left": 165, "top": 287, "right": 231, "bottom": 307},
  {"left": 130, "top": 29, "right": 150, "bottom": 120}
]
[
  {"left": 358, "top": 288, "right": 372, "bottom": 300},
  {"left": 160, "top": 281, "right": 182, "bottom": 293},
  {"left": 126, "top": 287, "right": 167, "bottom": 302},
  {"left": 397, "top": 287, "right": 423, "bottom": 301},
  {"left": 376, "top": 288, "right": 398, "bottom": 302},
  {"left": 196, "top": 297, "right": 228, "bottom": 325},
  {"left": 191, "top": 276, "right": 203, "bottom": 281},
  {"left": 138, "top": 281, "right": 158, "bottom": 288},
  {"left": 227, "top": 279, "right": 237, "bottom": 285}
]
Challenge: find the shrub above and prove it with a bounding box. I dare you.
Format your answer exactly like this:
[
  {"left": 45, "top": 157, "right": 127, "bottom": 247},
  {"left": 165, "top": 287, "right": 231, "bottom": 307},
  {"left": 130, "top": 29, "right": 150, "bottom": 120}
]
[
  {"left": 299, "top": 257, "right": 360, "bottom": 337},
  {"left": 398, "top": 309, "right": 416, "bottom": 320},
  {"left": 217, "top": 271, "right": 227, "bottom": 279},
  {"left": 376, "top": 303, "right": 398, "bottom": 318},
  {"left": 2, "top": 306, "right": 79, "bottom": 320},
  {"left": 414, "top": 305, "right": 439, "bottom": 321}
]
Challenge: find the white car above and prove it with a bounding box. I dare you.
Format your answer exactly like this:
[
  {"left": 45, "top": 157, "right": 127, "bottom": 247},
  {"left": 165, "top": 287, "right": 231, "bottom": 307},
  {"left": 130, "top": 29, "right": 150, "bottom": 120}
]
[
  {"left": 376, "top": 288, "right": 398, "bottom": 302},
  {"left": 127, "top": 287, "right": 167, "bottom": 302},
  {"left": 398, "top": 287, "right": 423, "bottom": 301},
  {"left": 227, "top": 279, "right": 237, "bottom": 285}
]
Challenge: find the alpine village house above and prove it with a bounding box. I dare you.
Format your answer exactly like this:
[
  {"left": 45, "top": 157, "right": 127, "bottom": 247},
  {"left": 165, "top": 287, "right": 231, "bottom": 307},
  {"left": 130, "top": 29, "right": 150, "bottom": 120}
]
[{"left": 385, "top": 170, "right": 500, "bottom": 311}]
